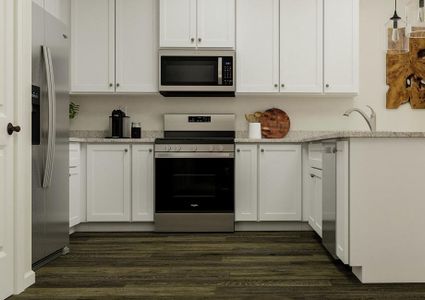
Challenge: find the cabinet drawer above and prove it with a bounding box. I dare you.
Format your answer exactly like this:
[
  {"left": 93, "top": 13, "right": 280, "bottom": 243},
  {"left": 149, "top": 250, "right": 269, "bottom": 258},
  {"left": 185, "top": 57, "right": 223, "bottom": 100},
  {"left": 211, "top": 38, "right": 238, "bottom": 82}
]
[
  {"left": 308, "top": 142, "right": 324, "bottom": 169},
  {"left": 70, "top": 143, "right": 81, "bottom": 167}
]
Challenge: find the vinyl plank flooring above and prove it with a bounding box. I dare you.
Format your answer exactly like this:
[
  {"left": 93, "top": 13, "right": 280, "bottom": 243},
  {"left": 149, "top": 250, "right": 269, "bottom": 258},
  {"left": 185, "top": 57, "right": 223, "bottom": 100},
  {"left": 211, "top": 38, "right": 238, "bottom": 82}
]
[{"left": 11, "top": 232, "right": 425, "bottom": 299}]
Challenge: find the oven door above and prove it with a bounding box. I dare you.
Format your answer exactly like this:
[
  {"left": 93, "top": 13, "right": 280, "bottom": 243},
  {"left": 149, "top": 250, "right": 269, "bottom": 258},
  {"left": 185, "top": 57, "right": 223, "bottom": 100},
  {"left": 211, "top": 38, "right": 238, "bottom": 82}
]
[
  {"left": 155, "top": 153, "right": 234, "bottom": 213},
  {"left": 159, "top": 50, "right": 235, "bottom": 92}
]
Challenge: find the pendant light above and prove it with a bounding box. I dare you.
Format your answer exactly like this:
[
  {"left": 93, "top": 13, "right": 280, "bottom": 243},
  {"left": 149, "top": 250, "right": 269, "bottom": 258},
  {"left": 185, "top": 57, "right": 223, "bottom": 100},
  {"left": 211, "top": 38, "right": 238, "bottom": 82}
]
[
  {"left": 385, "top": 0, "right": 409, "bottom": 53},
  {"left": 406, "top": 0, "right": 425, "bottom": 38}
]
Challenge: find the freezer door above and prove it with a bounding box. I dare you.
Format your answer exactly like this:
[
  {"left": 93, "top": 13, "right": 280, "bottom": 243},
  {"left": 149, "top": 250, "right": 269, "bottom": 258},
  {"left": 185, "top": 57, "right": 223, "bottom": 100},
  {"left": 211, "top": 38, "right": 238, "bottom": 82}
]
[{"left": 43, "top": 11, "right": 70, "bottom": 258}]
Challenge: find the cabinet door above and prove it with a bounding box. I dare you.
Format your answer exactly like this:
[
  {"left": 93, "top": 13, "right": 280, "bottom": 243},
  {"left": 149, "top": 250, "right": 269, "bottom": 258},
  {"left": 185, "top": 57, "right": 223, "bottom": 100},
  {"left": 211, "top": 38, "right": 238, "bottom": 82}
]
[
  {"left": 69, "top": 167, "right": 81, "bottom": 227},
  {"left": 336, "top": 141, "right": 349, "bottom": 264},
  {"left": 236, "top": 0, "right": 279, "bottom": 93},
  {"left": 132, "top": 145, "right": 154, "bottom": 222},
  {"left": 116, "top": 0, "right": 158, "bottom": 93},
  {"left": 160, "top": 0, "right": 197, "bottom": 48},
  {"left": 197, "top": 0, "right": 235, "bottom": 48},
  {"left": 235, "top": 145, "right": 258, "bottom": 222},
  {"left": 259, "top": 145, "right": 302, "bottom": 221},
  {"left": 71, "top": 0, "right": 115, "bottom": 93},
  {"left": 44, "top": 0, "right": 71, "bottom": 26},
  {"left": 324, "top": 0, "right": 359, "bottom": 93},
  {"left": 87, "top": 145, "right": 131, "bottom": 222},
  {"left": 280, "top": 0, "right": 323, "bottom": 93},
  {"left": 309, "top": 168, "right": 323, "bottom": 237}
]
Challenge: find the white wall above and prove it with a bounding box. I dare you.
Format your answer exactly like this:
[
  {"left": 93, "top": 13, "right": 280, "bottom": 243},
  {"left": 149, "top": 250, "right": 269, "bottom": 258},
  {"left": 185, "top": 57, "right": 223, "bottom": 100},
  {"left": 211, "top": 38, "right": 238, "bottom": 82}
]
[{"left": 70, "top": 0, "right": 425, "bottom": 133}]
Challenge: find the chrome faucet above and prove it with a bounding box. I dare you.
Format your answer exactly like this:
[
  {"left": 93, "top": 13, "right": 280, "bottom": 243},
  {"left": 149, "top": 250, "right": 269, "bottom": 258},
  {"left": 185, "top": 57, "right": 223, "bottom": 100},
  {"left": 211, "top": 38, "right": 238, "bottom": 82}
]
[{"left": 343, "top": 106, "right": 376, "bottom": 132}]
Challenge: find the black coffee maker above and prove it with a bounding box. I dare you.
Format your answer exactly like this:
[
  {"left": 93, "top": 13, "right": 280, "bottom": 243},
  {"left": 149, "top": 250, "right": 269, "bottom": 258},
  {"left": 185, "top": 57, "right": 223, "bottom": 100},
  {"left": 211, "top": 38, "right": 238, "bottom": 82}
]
[{"left": 109, "top": 109, "right": 130, "bottom": 138}]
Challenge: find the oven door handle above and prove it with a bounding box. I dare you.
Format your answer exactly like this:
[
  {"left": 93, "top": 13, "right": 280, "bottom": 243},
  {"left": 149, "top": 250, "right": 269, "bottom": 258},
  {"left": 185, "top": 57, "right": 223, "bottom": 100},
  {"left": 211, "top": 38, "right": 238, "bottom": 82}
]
[{"left": 155, "top": 152, "right": 234, "bottom": 159}]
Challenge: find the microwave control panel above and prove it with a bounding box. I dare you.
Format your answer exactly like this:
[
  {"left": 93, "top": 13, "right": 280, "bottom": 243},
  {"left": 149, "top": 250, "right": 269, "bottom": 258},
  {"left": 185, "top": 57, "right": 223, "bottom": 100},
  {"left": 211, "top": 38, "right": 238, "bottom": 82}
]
[{"left": 222, "top": 57, "right": 233, "bottom": 86}]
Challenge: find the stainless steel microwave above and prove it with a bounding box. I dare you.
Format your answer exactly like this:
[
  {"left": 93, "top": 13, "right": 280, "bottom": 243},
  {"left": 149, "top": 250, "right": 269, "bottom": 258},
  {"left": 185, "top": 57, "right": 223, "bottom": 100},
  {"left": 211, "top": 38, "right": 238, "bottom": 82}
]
[{"left": 159, "top": 50, "right": 235, "bottom": 97}]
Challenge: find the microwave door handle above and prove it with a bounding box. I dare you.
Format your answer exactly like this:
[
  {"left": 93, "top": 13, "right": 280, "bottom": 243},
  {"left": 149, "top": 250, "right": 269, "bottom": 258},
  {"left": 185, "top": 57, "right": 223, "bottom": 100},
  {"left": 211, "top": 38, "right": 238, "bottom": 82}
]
[{"left": 218, "top": 57, "right": 223, "bottom": 85}]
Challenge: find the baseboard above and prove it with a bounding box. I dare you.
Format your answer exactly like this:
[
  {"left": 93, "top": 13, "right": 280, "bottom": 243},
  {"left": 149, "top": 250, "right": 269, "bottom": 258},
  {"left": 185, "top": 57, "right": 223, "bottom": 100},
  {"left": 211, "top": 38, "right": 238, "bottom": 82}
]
[
  {"left": 235, "top": 221, "right": 313, "bottom": 232},
  {"left": 70, "top": 222, "right": 312, "bottom": 233}
]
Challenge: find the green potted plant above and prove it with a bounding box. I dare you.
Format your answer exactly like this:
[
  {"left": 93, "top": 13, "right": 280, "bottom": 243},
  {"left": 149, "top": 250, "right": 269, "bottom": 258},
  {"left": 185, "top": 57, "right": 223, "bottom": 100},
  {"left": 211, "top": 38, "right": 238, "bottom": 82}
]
[{"left": 69, "top": 101, "right": 80, "bottom": 120}]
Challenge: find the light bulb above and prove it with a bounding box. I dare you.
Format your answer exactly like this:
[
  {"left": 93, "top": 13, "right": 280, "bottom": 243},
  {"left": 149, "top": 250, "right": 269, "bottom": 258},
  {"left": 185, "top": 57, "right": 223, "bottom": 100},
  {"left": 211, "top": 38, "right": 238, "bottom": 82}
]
[{"left": 392, "top": 28, "right": 401, "bottom": 42}]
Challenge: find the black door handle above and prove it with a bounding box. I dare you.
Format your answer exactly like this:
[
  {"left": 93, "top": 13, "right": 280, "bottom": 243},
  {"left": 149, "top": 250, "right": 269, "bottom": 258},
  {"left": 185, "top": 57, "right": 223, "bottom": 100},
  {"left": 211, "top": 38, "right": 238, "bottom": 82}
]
[{"left": 7, "top": 123, "right": 21, "bottom": 135}]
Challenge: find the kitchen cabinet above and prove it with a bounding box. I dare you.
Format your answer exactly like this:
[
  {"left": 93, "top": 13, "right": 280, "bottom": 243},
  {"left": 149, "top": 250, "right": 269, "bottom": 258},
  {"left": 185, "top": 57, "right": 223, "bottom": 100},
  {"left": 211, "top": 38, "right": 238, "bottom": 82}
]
[
  {"left": 132, "top": 145, "right": 154, "bottom": 222},
  {"left": 71, "top": 0, "right": 115, "bottom": 93},
  {"left": 235, "top": 145, "right": 258, "bottom": 221},
  {"left": 160, "top": 0, "right": 235, "bottom": 48},
  {"left": 115, "top": 0, "right": 158, "bottom": 92},
  {"left": 336, "top": 140, "right": 349, "bottom": 264},
  {"left": 87, "top": 144, "right": 131, "bottom": 222},
  {"left": 236, "top": 0, "right": 358, "bottom": 94},
  {"left": 258, "top": 145, "right": 302, "bottom": 221},
  {"left": 280, "top": 0, "right": 323, "bottom": 93},
  {"left": 236, "top": 0, "right": 279, "bottom": 93},
  {"left": 308, "top": 168, "right": 323, "bottom": 237},
  {"left": 71, "top": 0, "right": 158, "bottom": 93},
  {"left": 69, "top": 143, "right": 81, "bottom": 228},
  {"left": 324, "top": 0, "right": 359, "bottom": 93}
]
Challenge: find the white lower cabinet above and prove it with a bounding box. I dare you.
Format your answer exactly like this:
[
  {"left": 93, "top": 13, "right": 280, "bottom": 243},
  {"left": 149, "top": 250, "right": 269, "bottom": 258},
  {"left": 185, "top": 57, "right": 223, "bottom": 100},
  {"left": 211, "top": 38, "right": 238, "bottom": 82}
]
[
  {"left": 236, "top": 144, "right": 302, "bottom": 222},
  {"left": 235, "top": 145, "right": 258, "bottom": 221},
  {"left": 132, "top": 145, "right": 154, "bottom": 222},
  {"left": 87, "top": 144, "right": 131, "bottom": 222},
  {"left": 69, "top": 143, "right": 81, "bottom": 227},
  {"left": 259, "top": 145, "right": 302, "bottom": 221},
  {"left": 308, "top": 167, "right": 322, "bottom": 237}
]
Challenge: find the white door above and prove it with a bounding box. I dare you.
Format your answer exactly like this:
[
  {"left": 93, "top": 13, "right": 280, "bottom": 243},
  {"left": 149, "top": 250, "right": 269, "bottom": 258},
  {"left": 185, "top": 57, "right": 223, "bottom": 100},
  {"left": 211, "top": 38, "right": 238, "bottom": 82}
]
[
  {"left": 259, "top": 145, "right": 302, "bottom": 221},
  {"left": 132, "top": 145, "right": 154, "bottom": 222},
  {"left": 235, "top": 145, "right": 258, "bottom": 222},
  {"left": 160, "top": 0, "right": 197, "bottom": 48},
  {"left": 71, "top": 0, "right": 115, "bottom": 93},
  {"left": 324, "top": 0, "right": 359, "bottom": 94},
  {"left": 87, "top": 144, "right": 131, "bottom": 222},
  {"left": 236, "top": 0, "right": 279, "bottom": 93},
  {"left": 197, "top": 0, "right": 235, "bottom": 48},
  {"left": 115, "top": 0, "right": 158, "bottom": 93},
  {"left": 0, "top": 0, "right": 15, "bottom": 297},
  {"left": 280, "top": 0, "right": 323, "bottom": 93}
]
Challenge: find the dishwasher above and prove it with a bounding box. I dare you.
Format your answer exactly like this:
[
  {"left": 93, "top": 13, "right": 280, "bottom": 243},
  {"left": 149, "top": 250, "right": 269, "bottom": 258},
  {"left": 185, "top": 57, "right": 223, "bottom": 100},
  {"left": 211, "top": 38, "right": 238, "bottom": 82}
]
[{"left": 322, "top": 141, "right": 337, "bottom": 259}]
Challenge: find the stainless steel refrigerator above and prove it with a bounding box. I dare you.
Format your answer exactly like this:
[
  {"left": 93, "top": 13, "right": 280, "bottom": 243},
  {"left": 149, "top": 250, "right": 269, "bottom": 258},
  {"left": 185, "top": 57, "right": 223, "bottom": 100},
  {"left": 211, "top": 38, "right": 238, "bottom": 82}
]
[{"left": 32, "top": 2, "right": 70, "bottom": 267}]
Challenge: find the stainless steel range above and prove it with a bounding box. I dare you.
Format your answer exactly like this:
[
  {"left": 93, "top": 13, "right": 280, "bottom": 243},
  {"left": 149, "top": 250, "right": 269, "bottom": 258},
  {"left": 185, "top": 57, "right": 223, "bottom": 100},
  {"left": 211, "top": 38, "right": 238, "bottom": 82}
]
[{"left": 155, "top": 114, "right": 235, "bottom": 232}]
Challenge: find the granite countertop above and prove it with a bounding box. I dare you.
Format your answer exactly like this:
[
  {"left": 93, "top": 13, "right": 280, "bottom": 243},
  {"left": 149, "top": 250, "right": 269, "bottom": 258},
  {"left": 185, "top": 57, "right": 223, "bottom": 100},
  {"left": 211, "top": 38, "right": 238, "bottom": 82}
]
[{"left": 70, "top": 130, "right": 425, "bottom": 144}]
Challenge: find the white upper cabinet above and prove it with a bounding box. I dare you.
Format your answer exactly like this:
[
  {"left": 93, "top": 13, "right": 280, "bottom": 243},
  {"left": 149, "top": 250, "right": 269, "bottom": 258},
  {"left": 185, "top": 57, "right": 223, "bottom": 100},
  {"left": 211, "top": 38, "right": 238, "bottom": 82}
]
[
  {"left": 197, "top": 0, "right": 235, "bottom": 48},
  {"left": 258, "top": 145, "right": 302, "bottom": 221},
  {"left": 160, "top": 0, "right": 235, "bottom": 48},
  {"left": 132, "top": 145, "right": 154, "bottom": 222},
  {"left": 115, "top": 0, "right": 158, "bottom": 92},
  {"left": 235, "top": 145, "right": 258, "bottom": 222},
  {"left": 45, "top": 0, "right": 71, "bottom": 26},
  {"left": 160, "top": 0, "right": 197, "bottom": 48},
  {"left": 87, "top": 145, "right": 131, "bottom": 222},
  {"left": 71, "top": 0, "right": 115, "bottom": 93},
  {"left": 280, "top": 0, "right": 323, "bottom": 93},
  {"left": 324, "top": 0, "right": 359, "bottom": 94},
  {"left": 236, "top": 0, "right": 279, "bottom": 93}
]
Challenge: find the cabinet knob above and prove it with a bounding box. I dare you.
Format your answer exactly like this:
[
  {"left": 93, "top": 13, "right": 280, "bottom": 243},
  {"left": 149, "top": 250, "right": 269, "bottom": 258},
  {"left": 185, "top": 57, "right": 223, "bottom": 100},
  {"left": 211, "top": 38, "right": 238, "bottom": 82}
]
[
  {"left": 274, "top": 84, "right": 278, "bottom": 88},
  {"left": 310, "top": 174, "right": 315, "bottom": 178},
  {"left": 116, "top": 83, "right": 120, "bottom": 88},
  {"left": 326, "top": 84, "right": 330, "bottom": 88},
  {"left": 237, "top": 149, "right": 240, "bottom": 153},
  {"left": 198, "top": 38, "right": 202, "bottom": 43},
  {"left": 109, "top": 83, "right": 113, "bottom": 87},
  {"left": 7, "top": 123, "right": 21, "bottom": 135},
  {"left": 261, "top": 149, "right": 265, "bottom": 153},
  {"left": 149, "top": 149, "right": 153, "bottom": 153},
  {"left": 191, "top": 37, "right": 195, "bottom": 43},
  {"left": 281, "top": 84, "right": 285, "bottom": 88},
  {"left": 124, "top": 149, "right": 128, "bottom": 153}
]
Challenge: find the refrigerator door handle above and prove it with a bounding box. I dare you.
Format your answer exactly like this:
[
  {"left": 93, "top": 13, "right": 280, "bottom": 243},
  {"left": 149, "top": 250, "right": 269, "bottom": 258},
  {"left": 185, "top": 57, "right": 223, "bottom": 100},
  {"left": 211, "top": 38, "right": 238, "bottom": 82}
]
[{"left": 42, "top": 46, "right": 56, "bottom": 189}]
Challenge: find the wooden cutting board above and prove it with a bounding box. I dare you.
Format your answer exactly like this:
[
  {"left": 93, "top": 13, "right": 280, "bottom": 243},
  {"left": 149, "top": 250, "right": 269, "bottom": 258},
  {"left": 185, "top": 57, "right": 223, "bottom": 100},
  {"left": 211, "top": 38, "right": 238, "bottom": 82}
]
[{"left": 259, "top": 108, "right": 290, "bottom": 139}]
